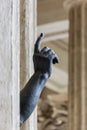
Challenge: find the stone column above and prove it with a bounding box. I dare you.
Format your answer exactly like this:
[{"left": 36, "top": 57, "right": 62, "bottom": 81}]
[
  {"left": 0, "top": 0, "right": 20, "bottom": 130},
  {"left": 20, "top": 0, "right": 37, "bottom": 130},
  {"left": 65, "top": 0, "right": 87, "bottom": 130}
]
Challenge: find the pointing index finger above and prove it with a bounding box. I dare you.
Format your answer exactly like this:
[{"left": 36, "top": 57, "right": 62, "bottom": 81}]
[{"left": 34, "top": 33, "right": 44, "bottom": 53}]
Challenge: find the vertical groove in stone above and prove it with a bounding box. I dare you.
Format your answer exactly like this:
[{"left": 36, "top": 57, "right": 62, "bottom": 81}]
[
  {"left": 84, "top": 4, "right": 87, "bottom": 130},
  {"left": 81, "top": 4, "right": 86, "bottom": 130},
  {"left": 74, "top": 5, "right": 82, "bottom": 130},
  {"left": 84, "top": 4, "right": 87, "bottom": 49},
  {"left": 69, "top": 7, "right": 75, "bottom": 130}
]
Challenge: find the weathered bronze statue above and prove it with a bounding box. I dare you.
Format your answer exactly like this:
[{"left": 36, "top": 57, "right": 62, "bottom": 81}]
[{"left": 20, "top": 33, "right": 59, "bottom": 126}]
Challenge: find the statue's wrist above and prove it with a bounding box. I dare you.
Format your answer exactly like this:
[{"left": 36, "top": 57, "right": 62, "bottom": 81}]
[
  {"left": 42, "top": 72, "right": 50, "bottom": 79},
  {"left": 35, "top": 71, "right": 49, "bottom": 79}
]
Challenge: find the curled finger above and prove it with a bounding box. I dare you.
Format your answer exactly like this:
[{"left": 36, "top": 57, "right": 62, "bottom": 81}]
[{"left": 51, "top": 53, "right": 59, "bottom": 64}]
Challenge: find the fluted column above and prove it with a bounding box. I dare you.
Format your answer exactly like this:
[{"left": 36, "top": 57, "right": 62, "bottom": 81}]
[
  {"left": 65, "top": 0, "right": 87, "bottom": 130},
  {"left": 20, "top": 0, "right": 37, "bottom": 130},
  {"left": 0, "top": 0, "right": 20, "bottom": 130}
]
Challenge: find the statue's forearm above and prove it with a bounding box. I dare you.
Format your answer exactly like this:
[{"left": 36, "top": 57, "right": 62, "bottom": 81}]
[{"left": 20, "top": 71, "right": 48, "bottom": 126}]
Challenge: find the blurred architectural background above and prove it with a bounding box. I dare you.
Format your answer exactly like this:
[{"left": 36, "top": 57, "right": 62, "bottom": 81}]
[
  {"left": 37, "top": 1, "right": 87, "bottom": 130},
  {"left": 37, "top": 0, "right": 69, "bottom": 130}
]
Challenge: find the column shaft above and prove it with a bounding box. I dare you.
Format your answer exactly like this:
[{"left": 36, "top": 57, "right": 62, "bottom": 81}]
[
  {"left": 0, "top": 0, "right": 20, "bottom": 130},
  {"left": 20, "top": 0, "right": 37, "bottom": 130},
  {"left": 69, "top": 2, "right": 87, "bottom": 130}
]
